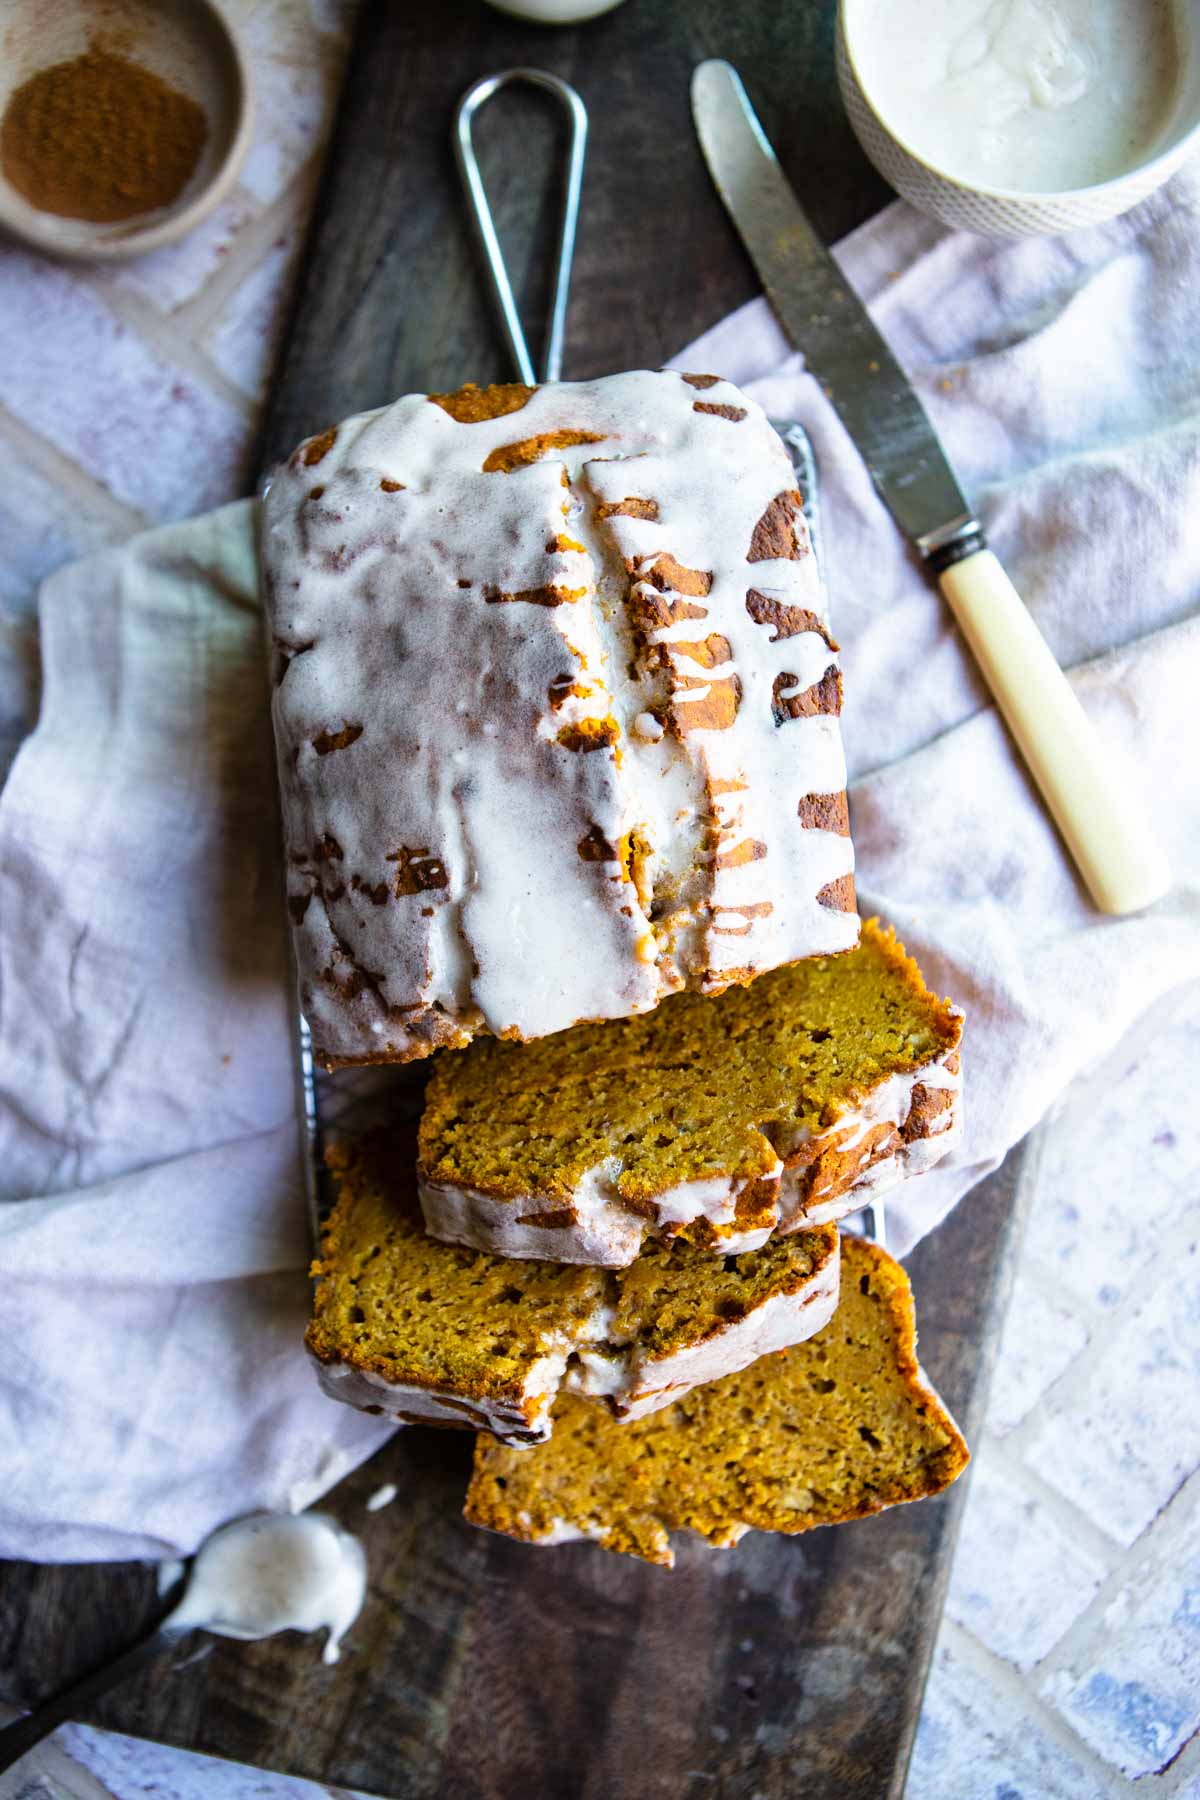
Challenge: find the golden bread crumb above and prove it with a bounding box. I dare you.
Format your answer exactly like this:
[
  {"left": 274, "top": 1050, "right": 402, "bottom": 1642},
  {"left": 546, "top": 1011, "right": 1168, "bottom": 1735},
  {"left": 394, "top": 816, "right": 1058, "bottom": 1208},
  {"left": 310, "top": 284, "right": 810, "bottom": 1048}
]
[
  {"left": 308, "top": 1131, "right": 838, "bottom": 1431},
  {"left": 419, "top": 919, "right": 961, "bottom": 1232}
]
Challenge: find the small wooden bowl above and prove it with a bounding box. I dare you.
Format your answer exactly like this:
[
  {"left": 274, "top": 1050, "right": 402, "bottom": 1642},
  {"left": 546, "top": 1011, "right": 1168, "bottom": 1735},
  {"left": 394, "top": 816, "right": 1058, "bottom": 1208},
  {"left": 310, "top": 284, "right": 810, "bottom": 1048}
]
[{"left": 0, "top": 0, "right": 253, "bottom": 261}]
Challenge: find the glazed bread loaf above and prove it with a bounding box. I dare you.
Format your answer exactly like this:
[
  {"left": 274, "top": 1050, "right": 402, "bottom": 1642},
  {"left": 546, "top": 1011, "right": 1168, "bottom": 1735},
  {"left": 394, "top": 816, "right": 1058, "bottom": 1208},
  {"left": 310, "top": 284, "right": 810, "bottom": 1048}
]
[
  {"left": 307, "top": 1131, "right": 840, "bottom": 1445},
  {"left": 465, "top": 1235, "right": 969, "bottom": 1566},
  {"left": 419, "top": 920, "right": 962, "bottom": 1266},
  {"left": 262, "top": 372, "right": 857, "bottom": 1068}
]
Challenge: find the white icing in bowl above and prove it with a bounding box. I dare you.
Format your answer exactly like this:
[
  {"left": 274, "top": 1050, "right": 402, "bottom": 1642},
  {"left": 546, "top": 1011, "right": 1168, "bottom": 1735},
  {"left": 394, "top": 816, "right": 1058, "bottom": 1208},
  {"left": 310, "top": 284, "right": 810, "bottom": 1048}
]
[
  {"left": 849, "top": 0, "right": 1185, "bottom": 193},
  {"left": 839, "top": 0, "right": 1200, "bottom": 236}
]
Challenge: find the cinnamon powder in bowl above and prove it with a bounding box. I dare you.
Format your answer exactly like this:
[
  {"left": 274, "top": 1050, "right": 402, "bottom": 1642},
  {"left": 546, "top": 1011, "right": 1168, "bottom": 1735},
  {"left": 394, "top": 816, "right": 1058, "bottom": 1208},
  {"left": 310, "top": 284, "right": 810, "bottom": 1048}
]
[{"left": 0, "top": 0, "right": 252, "bottom": 260}]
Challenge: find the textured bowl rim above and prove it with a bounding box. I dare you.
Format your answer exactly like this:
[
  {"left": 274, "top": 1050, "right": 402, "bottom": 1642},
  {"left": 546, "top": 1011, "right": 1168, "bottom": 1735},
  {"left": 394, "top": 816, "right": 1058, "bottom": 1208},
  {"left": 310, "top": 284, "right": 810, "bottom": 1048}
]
[
  {"left": 839, "top": 0, "right": 1200, "bottom": 207},
  {"left": 0, "top": 0, "right": 255, "bottom": 263}
]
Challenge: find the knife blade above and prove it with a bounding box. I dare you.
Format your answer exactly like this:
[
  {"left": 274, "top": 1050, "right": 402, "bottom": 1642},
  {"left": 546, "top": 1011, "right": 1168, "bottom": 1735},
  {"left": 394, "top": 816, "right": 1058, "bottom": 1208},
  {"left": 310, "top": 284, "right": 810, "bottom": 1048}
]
[
  {"left": 692, "top": 58, "right": 1170, "bottom": 917},
  {"left": 692, "top": 59, "right": 978, "bottom": 560}
]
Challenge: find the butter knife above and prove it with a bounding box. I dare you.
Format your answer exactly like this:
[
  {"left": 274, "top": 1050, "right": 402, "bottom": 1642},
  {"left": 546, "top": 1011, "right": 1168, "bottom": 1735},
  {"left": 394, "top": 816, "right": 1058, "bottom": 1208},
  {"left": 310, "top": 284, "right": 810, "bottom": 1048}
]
[{"left": 692, "top": 58, "right": 1170, "bottom": 916}]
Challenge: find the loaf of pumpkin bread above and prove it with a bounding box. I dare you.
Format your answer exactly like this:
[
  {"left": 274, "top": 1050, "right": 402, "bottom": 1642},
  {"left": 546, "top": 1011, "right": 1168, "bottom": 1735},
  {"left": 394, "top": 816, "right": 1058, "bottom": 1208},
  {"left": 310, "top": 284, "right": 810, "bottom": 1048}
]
[{"left": 261, "top": 371, "right": 857, "bottom": 1068}]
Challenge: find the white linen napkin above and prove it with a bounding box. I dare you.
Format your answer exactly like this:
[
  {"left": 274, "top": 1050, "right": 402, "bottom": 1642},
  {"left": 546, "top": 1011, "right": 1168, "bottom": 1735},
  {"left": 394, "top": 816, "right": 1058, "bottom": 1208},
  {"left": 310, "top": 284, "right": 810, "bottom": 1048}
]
[
  {"left": 0, "top": 506, "right": 390, "bottom": 1562},
  {"left": 3, "top": 174, "right": 1199, "bottom": 1562}
]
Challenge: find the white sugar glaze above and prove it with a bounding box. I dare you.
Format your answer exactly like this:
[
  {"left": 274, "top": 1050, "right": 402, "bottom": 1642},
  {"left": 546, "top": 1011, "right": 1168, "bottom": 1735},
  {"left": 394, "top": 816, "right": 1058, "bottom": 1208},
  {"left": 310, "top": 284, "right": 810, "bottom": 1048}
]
[
  {"left": 522, "top": 1515, "right": 611, "bottom": 1547},
  {"left": 851, "top": 0, "right": 1185, "bottom": 192},
  {"left": 164, "top": 1514, "right": 366, "bottom": 1665},
  {"left": 418, "top": 1034, "right": 962, "bottom": 1265},
  {"left": 262, "top": 371, "right": 856, "bottom": 1065},
  {"left": 314, "top": 1352, "right": 562, "bottom": 1441}
]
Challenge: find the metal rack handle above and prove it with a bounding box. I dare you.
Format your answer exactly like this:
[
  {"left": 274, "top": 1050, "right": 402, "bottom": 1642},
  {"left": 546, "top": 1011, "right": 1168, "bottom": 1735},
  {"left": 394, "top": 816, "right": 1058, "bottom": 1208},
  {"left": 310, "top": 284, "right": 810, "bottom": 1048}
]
[{"left": 454, "top": 69, "right": 588, "bottom": 385}]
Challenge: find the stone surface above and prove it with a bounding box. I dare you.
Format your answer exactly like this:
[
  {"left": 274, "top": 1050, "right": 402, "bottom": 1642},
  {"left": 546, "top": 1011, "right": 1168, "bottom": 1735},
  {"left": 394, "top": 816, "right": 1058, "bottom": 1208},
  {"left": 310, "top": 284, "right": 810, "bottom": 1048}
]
[
  {"left": 0, "top": 249, "right": 245, "bottom": 522},
  {"left": 106, "top": 196, "right": 259, "bottom": 312},
  {"left": 235, "top": 1, "right": 348, "bottom": 205},
  {"left": 1021, "top": 1232, "right": 1200, "bottom": 1547},
  {"left": 1032, "top": 1007, "right": 1200, "bottom": 1312},
  {"left": 986, "top": 1267, "right": 1091, "bottom": 1437},
  {"left": 945, "top": 1458, "right": 1110, "bottom": 1671},
  {"left": 205, "top": 227, "right": 304, "bottom": 402},
  {"left": 918, "top": 988, "right": 1200, "bottom": 1799},
  {"left": 910, "top": 1630, "right": 1105, "bottom": 1800},
  {"left": 56, "top": 1727, "right": 331, "bottom": 1800},
  {"left": 1039, "top": 1488, "right": 1200, "bottom": 1777}
]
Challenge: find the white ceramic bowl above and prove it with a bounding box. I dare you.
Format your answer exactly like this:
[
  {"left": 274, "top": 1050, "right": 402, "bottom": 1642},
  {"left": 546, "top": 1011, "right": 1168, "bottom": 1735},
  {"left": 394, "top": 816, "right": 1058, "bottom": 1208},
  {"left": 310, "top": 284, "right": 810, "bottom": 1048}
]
[
  {"left": 0, "top": 0, "right": 253, "bottom": 262},
  {"left": 837, "top": 0, "right": 1200, "bottom": 238},
  {"left": 483, "top": 0, "right": 628, "bottom": 18}
]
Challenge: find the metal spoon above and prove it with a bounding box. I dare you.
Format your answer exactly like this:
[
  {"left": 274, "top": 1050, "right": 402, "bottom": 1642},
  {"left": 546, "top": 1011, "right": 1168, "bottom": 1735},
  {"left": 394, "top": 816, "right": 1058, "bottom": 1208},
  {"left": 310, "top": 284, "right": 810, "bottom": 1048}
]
[{"left": 0, "top": 1578, "right": 191, "bottom": 1773}]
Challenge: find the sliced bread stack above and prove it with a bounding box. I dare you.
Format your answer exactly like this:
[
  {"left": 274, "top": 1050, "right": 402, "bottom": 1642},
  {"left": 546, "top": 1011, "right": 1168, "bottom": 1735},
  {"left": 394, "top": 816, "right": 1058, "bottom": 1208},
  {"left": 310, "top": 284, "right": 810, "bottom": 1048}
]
[
  {"left": 466, "top": 1236, "right": 968, "bottom": 1568},
  {"left": 263, "top": 373, "right": 969, "bottom": 1563}
]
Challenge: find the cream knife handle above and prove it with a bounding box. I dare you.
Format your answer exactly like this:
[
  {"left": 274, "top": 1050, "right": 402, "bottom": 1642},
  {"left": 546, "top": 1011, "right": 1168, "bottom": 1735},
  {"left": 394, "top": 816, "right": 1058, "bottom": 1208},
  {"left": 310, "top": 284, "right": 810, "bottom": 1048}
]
[{"left": 937, "top": 548, "right": 1170, "bottom": 915}]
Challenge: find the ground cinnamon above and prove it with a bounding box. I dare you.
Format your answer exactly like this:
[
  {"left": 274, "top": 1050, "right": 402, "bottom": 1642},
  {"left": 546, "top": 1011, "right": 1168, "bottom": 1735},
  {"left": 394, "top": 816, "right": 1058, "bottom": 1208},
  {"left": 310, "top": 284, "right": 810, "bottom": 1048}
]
[{"left": 0, "top": 41, "right": 207, "bottom": 224}]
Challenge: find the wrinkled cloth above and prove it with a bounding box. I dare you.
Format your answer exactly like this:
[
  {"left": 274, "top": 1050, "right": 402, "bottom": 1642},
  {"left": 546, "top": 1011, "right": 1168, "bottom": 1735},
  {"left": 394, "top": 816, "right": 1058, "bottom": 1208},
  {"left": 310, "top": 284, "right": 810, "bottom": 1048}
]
[
  {"left": 2, "top": 174, "right": 1199, "bottom": 1561},
  {"left": 0, "top": 507, "right": 390, "bottom": 1562}
]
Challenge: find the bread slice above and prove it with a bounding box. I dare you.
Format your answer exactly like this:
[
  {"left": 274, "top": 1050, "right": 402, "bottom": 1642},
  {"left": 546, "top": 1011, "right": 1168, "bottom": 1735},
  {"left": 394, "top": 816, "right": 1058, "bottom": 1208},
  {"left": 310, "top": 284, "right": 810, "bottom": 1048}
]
[
  {"left": 465, "top": 1235, "right": 968, "bottom": 1565},
  {"left": 419, "top": 919, "right": 962, "bottom": 1266},
  {"left": 307, "top": 1131, "right": 839, "bottom": 1445},
  {"left": 262, "top": 371, "right": 858, "bottom": 1069}
]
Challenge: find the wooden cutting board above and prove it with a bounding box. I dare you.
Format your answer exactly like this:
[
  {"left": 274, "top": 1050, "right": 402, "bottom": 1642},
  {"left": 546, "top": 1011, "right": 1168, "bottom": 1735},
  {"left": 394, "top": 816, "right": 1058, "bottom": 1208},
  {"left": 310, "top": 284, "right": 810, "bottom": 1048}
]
[{"left": 1, "top": 3, "right": 1031, "bottom": 1795}]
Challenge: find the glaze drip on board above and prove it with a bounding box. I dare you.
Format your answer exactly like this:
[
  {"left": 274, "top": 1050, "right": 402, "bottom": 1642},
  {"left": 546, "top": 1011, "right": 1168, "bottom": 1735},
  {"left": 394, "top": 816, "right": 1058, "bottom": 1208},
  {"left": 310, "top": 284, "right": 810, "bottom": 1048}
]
[{"left": 164, "top": 1514, "right": 367, "bottom": 1666}]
